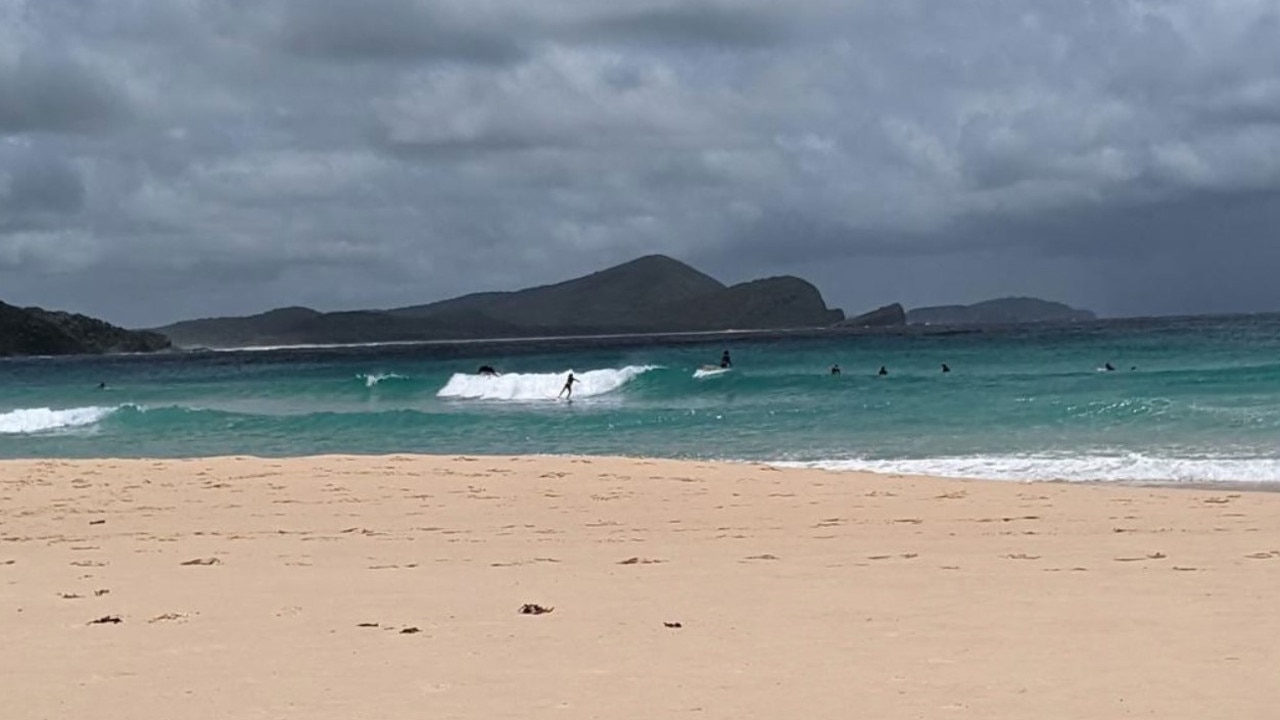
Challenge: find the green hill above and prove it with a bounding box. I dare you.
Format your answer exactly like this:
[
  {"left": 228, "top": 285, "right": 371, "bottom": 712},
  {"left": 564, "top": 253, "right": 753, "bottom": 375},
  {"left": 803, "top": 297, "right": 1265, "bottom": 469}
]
[{"left": 0, "top": 301, "right": 171, "bottom": 357}]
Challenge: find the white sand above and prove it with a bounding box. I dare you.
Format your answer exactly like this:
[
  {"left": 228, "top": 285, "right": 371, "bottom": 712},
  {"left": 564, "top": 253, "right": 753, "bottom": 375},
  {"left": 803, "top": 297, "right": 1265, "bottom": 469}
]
[{"left": 2, "top": 455, "right": 1278, "bottom": 718}]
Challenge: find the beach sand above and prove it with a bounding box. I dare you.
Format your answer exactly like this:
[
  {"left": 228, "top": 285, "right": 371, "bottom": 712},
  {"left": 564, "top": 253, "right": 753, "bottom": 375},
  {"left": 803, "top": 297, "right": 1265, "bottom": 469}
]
[{"left": 2, "top": 455, "right": 1278, "bottom": 719}]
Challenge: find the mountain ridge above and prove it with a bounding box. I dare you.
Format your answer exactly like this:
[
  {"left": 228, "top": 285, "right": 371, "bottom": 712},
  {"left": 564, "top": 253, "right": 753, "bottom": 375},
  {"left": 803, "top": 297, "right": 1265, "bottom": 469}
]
[{"left": 155, "top": 255, "right": 843, "bottom": 348}]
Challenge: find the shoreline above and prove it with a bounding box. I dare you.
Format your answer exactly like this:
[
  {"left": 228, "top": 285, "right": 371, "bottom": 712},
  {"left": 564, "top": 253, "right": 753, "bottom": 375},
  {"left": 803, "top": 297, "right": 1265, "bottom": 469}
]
[
  {"left": 4, "top": 453, "right": 1278, "bottom": 718},
  {"left": 4, "top": 451, "right": 1279, "bottom": 493}
]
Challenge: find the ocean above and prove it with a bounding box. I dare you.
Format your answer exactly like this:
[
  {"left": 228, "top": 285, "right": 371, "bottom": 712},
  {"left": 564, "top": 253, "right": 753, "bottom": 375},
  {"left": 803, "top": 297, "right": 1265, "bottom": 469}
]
[{"left": 3, "top": 314, "right": 1280, "bottom": 484}]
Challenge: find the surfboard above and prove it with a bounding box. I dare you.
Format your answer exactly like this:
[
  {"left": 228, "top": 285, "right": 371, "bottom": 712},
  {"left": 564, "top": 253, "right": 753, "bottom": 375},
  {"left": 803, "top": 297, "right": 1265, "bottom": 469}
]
[{"left": 693, "top": 366, "right": 732, "bottom": 379}]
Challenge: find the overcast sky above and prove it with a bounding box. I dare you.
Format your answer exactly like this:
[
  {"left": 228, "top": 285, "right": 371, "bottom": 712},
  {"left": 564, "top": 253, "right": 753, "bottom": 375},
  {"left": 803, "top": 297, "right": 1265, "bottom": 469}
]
[{"left": 3, "top": 1, "right": 1280, "bottom": 327}]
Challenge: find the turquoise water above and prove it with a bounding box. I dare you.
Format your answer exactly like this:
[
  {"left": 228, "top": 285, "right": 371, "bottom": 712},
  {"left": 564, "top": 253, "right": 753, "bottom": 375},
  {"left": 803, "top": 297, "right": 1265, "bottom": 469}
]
[{"left": 3, "top": 315, "right": 1280, "bottom": 483}]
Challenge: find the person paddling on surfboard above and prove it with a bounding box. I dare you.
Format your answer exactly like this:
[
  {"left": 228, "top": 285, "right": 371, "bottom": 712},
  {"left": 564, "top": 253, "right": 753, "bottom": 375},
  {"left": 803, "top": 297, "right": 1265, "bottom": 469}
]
[{"left": 558, "top": 372, "right": 579, "bottom": 400}]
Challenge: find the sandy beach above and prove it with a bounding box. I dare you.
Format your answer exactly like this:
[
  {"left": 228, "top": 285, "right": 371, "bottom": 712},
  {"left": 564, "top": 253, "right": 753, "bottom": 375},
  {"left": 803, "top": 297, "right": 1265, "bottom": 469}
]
[{"left": 2, "top": 455, "right": 1278, "bottom": 719}]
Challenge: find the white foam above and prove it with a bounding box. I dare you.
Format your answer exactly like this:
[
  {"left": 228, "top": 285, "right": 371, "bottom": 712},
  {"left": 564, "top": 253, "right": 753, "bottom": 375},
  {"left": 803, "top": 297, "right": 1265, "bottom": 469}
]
[
  {"left": 776, "top": 453, "right": 1280, "bottom": 484},
  {"left": 358, "top": 372, "right": 407, "bottom": 388},
  {"left": 0, "top": 406, "right": 117, "bottom": 435},
  {"left": 436, "top": 366, "right": 658, "bottom": 401}
]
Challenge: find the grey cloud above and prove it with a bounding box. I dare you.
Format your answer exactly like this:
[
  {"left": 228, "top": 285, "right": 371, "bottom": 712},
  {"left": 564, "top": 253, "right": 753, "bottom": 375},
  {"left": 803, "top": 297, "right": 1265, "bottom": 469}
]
[
  {"left": 569, "top": 3, "right": 789, "bottom": 48},
  {"left": 0, "top": 52, "right": 127, "bottom": 135},
  {"left": 1, "top": 153, "right": 86, "bottom": 216},
  {"left": 270, "top": 0, "right": 525, "bottom": 65},
  {"left": 4, "top": 1, "right": 1280, "bottom": 327}
]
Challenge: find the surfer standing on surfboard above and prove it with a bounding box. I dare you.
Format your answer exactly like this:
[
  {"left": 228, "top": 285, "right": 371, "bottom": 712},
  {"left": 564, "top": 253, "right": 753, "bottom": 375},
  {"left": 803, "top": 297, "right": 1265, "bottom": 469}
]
[
  {"left": 720, "top": 350, "right": 732, "bottom": 368},
  {"left": 558, "top": 372, "right": 579, "bottom": 400}
]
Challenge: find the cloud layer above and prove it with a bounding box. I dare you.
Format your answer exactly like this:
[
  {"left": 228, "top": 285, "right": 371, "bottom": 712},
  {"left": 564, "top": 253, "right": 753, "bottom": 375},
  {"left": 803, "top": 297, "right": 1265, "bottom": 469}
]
[{"left": 3, "top": 0, "right": 1280, "bottom": 326}]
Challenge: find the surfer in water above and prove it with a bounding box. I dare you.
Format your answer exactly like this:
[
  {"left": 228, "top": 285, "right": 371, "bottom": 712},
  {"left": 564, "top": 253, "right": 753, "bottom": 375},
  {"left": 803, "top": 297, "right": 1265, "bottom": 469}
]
[
  {"left": 720, "top": 350, "right": 732, "bottom": 369},
  {"left": 878, "top": 365, "right": 888, "bottom": 376},
  {"left": 558, "top": 372, "right": 579, "bottom": 400},
  {"left": 830, "top": 364, "right": 841, "bottom": 375},
  {"left": 477, "top": 365, "right": 499, "bottom": 376},
  {"left": 941, "top": 363, "right": 950, "bottom": 373}
]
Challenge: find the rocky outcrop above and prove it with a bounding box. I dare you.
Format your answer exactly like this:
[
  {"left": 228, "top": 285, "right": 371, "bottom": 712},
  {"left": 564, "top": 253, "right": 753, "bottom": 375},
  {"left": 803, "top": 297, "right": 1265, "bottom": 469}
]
[
  {"left": 660, "top": 276, "right": 844, "bottom": 331},
  {"left": 0, "top": 301, "right": 171, "bottom": 357},
  {"left": 907, "top": 297, "right": 1095, "bottom": 326},
  {"left": 835, "top": 303, "right": 906, "bottom": 328}
]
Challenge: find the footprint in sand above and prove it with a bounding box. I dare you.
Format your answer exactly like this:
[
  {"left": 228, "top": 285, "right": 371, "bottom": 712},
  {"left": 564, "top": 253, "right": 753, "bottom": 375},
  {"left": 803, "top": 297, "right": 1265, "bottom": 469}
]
[
  {"left": 1113, "top": 552, "right": 1167, "bottom": 562},
  {"left": 148, "top": 612, "right": 191, "bottom": 623}
]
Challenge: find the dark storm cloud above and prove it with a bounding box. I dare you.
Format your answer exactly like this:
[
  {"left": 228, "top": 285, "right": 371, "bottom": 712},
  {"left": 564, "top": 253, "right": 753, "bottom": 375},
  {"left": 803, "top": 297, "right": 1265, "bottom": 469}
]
[
  {"left": 270, "top": 0, "right": 525, "bottom": 65},
  {"left": 569, "top": 4, "right": 789, "bottom": 48},
  {"left": 1, "top": 152, "right": 86, "bottom": 217},
  {"left": 3, "top": 0, "right": 1280, "bottom": 327},
  {"left": 0, "top": 52, "right": 128, "bottom": 135}
]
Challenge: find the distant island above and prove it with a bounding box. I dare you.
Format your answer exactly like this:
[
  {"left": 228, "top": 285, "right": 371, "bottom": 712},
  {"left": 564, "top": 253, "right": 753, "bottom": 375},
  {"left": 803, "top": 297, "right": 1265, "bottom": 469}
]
[
  {"left": 152, "top": 256, "right": 1098, "bottom": 349},
  {"left": 0, "top": 301, "right": 171, "bottom": 357},
  {"left": 906, "top": 298, "right": 1096, "bottom": 326},
  {"left": 0, "top": 257, "right": 1100, "bottom": 356},
  {"left": 155, "top": 255, "right": 844, "bottom": 348}
]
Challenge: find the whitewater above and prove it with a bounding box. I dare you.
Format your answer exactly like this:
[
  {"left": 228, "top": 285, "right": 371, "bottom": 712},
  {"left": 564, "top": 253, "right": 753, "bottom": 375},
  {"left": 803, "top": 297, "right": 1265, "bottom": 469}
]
[
  {"left": 436, "top": 366, "right": 658, "bottom": 401},
  {"left": 4, "top": 314, "right": 1280, "bottom": 484}
]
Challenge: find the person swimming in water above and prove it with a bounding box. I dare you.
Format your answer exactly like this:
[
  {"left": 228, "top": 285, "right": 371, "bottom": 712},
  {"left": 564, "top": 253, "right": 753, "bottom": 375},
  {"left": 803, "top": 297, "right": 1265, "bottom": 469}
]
[
  {"left": 720, "top": 350, "right": 732, "bottom": 369},
  {"left": 558, "top": 372, "right": 579, "bottom": 400},
  {"left": 878, "top": 365, "right": 888, "bottom": 376},
  {"left": 830, "top": 364, "right": 841, "bottom": 375},
  {"left": 941, "top": 363, "right": 950, "bottom": 373}
]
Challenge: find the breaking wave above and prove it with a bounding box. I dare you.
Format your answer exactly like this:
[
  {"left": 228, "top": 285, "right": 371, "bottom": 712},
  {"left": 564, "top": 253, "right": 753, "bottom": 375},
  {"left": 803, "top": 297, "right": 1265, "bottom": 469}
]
[
  {"left": 0, "top": 406, "right": 119, "bottom": 435},
  {"left": 777, "top": 453, "right": 1280, "bottom": 484},
  {"left": 358, "top": 372, "right": 409, "bottom": 388},
  {"left": 436, "top": 366, "right": 659, "bottom": 401}
]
